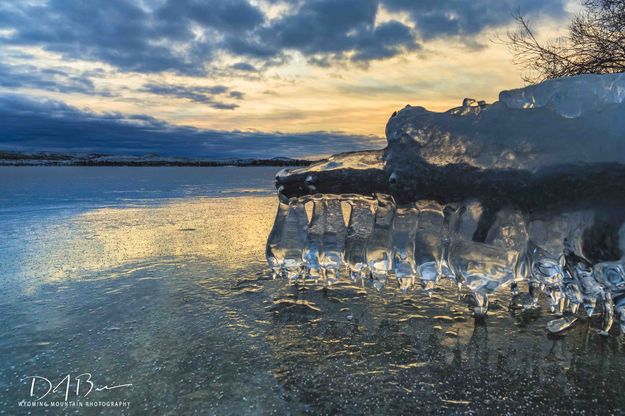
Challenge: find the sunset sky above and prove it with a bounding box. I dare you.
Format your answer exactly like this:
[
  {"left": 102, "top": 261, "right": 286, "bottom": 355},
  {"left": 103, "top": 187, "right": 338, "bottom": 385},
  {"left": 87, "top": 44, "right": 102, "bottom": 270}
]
[{"left": 0, "top": 0, "right": 576, "bottom": 158}]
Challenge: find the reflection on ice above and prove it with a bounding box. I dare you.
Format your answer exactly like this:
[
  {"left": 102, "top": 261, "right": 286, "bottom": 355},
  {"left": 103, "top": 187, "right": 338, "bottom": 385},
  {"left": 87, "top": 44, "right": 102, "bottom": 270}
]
[{"left": 267, "top": 192, "right": 625, "bottom": 335}]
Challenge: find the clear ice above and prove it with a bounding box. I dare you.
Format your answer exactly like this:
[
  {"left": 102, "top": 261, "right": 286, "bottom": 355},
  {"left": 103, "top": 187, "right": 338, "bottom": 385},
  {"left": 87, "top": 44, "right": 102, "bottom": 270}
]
[
  {"left": 366, "top": 194, "right": 395, "bottom": 289},
  {"left": 267, "top": 72, "right": 625, "bottom": 335}
]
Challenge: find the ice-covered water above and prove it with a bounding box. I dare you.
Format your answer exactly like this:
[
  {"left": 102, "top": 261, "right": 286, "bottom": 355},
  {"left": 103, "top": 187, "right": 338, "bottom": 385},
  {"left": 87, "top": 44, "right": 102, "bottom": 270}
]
[{"left": 3, "top": 167, "right": 625, "bottom": 415}]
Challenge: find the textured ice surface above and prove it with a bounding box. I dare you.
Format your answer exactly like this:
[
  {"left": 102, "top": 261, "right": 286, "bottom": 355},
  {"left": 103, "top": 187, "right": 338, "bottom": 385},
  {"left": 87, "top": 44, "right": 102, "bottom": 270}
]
[
  {"left": 387, "top": 73, "right": 625, "bottom": 171},
  {"left": 277, "top": 150, "right": 386, "bottom": 198},
  {"left": 279, "top": 150, "right": 384, "bottom": 175},
  {"left": 500, "top": 72, "right": 625, "bottom": 117},
  {"left": 9, "top": 167, "right": 625, "bottom": 414}
]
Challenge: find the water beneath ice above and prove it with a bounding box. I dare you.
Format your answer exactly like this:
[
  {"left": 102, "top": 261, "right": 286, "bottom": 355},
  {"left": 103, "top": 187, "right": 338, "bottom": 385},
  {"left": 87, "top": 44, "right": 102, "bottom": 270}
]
[{"left": 3, "top": 167, "right": 625, "bottom": 415}]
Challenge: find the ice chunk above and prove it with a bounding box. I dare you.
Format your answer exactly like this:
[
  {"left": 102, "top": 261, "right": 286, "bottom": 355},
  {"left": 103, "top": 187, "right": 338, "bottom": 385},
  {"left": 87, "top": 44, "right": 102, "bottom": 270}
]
[
  {"left": 524, "top": 241, "right": 563, "bottom": 287},
  {"left": 266, "top": 196, "right": 310, "bottom": 280},
  {"left": 484, "top": 209, "right": 527, "bottom": 252},
  {"left": 344, "top": 196, "right": 376, "bottom": 280},
  {"left": 447, "top": 201, "right": 481, "bottom": 242},
  {"left": 266, "top": 192, "right": 625, "bottom": 330},
  {"left": 562, "top": 244, "right": 603, "bottom": 317},
  {"left": 391, "top": 204, "right": 419, "bottom": 290},
  {"left": 281, "top": 198, "right": 309, "bottom": 280},
  {"left": 268, "top": 71, "right": 625, "bottom": 334},
  {"left": 448, "top": 240, "right": 517, "bottom": 295},
  {"left": 594, "top": 260, "right": 625, "bottom": 334},
  {"left": 302, "top": 195, "right": 325, "bottom": 279},
  {"left": 366, "top": 194, "right": 395, "bottom": 289},
  {"left": 414, "top": 201, "right": 446, "bottom": 292},
  {"left": 266, "top": 196, "right": 290, "bottom": 277},
  {"left": 299, "top": 194, "right": 348, "bottom": 284},
  {"left": 386, "top": 73, "right": 625, "bottom": 170},
  {"left": 277, "top": 150, "right": 387, "bottom": 200},
  {"left": 526, "top": 216, "right": 570, "bottom": 258},
  {"left": 318, "top": 197, "right": 347, "bottom": 284},
  {"left": 500, "top": 73, "right": 625, "bottom": 117},
  {"left": 594, "top": 261, "right": 625, "bottom": 294}
]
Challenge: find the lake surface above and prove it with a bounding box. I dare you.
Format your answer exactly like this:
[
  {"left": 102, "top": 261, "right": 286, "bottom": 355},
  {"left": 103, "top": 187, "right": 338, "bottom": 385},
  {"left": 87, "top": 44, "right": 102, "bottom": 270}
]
[{"left": 1, "top": 167, "right": 625, "bottom": 415}]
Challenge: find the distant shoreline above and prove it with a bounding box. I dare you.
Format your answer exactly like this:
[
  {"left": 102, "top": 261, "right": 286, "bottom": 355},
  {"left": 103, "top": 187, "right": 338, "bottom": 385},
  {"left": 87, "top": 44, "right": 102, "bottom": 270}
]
[{"left": 0, "top": 151, "right": 317, "bottom": 167}]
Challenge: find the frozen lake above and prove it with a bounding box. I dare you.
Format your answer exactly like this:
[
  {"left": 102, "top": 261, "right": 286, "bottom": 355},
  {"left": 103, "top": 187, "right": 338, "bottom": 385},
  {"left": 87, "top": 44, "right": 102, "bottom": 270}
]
[{"left": 1, "top": 167, "right": 625, "bottom": 415}]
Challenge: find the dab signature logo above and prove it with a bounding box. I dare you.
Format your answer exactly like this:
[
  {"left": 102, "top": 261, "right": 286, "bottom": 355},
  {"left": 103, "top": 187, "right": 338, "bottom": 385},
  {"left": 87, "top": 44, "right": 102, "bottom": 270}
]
[{"left": 19, "top": 373, "right": 132, "bottom": 409}]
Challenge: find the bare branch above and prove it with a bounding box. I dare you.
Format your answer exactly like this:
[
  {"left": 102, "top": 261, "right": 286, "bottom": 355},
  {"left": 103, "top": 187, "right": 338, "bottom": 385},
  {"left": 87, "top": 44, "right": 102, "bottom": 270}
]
[{"left": 505, "top": 1, "right": 625, "bottom": 82}]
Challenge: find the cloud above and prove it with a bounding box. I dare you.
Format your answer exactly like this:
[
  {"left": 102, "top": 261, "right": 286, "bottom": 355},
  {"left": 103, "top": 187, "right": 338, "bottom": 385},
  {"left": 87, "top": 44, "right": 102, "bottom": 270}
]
[
  {"left": 141, "top": 83, "right": 241, "bottom": 109},
  {"left": 0, "top": 94, "right": 384, "bottom": 159},
  {"left": 381, "top": 0, "right": 568, "bottom": 40},
  {"left": 229, "top": 91, "right": 245, "bottom": 99},
  {"left": 0, "top": 0, "right": 264, "bottom": 75},
  {"left": 240, "top": 0, "right": 419, "bottom": 65},
  {"left": 0, "top": 62, "right": 113, "bottom": 96},
  {"left": 351, "top": 20, "right": 418, "bottom": 62},
  {"left": 230, "top": 62, "right": 257, "bottom": 72},
  {"left": 0, "top": 0, "right": 568, "bottom": 75}
]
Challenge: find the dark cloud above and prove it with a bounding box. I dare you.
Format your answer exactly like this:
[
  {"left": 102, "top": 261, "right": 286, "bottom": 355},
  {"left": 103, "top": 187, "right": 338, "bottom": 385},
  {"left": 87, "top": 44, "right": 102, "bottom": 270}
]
[
  {"left": 245, "top": 0, "right": 418, "bottom": 64},
  {"left": 381, "top": 0, "right": 568, "bottom": 40},
  {"left": 229, "top": 91, "right": 245, "bottom": 99},
  {"left": 224, "top": 35, "right": 282, "bottom": 59},
  {"left": 230, "top": 62, "right": 257, "bottom": 72},
  {"left": 0, "top": 0, "right": 264, "bottom": 75},
  {"left": 0, "top": 0, "right": 568, "bottom": 75},
  {"left": 352, "top": 20, "right": 418, "bottom": 62},
  {"left": 142, "top": 83, "right": 241, "bottom": 109},
  {"left": 261, "top": 0, "right": 380, "bottom": 54},
  {"left": 0, "top": 62, "right": 113, "bottom": 96},
  {"left": 156, "top": 0, "right": 264, "bottom": 32},
  {"left": 0, "top": 94, "right": 384, "bottom": 159}
]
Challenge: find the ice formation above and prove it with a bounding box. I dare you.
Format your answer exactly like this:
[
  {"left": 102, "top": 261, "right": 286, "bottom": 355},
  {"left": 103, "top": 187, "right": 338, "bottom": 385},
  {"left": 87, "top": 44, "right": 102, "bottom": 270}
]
[
  {"left": 388, "top": 72, "right": 625, "bottom": 171},
  {"left": 267, "top": 73, "right": 625, "bottom": 335}
]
